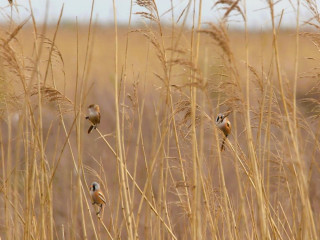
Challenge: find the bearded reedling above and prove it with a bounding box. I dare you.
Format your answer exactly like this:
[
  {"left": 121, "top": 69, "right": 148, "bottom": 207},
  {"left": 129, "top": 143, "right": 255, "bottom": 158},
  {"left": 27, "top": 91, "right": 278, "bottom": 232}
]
[
  {"left": 216, "top": 113, "right": 231, "bottom": 151},
  {"left": 90, "top": 182, "right": 106, "bottom": 215},
  {"left": 85, "top": 104, "right": 100, "bottom": 134}
]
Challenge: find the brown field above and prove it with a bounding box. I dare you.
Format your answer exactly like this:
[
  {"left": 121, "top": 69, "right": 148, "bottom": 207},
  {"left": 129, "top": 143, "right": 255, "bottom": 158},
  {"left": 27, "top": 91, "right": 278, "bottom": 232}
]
[{"left": 1, "top": 1, "right": 320, "bottom": 239}]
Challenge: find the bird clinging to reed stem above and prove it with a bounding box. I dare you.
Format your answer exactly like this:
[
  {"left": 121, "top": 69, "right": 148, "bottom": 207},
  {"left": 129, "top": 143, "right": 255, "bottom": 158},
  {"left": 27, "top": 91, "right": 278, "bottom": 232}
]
[
  {"left": 216, "top": 113, "right": 231, "bottom": 151},
  {"left": 85, "top": 104, "right": 100, "bottom": 134}
]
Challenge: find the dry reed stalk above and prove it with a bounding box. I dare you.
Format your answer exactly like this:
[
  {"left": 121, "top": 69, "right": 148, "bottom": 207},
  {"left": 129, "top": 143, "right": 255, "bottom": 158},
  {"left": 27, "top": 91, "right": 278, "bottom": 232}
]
[
  {"left": 269, "top": 0, "right": 317, "bottom": 238},
  {"left": 243, "top": 1, "right": 269, "bottom": 239},
  {"left": 136, "top": 1, "right": 198, "bottom": 238},
  {"left": 190, "top": 0, "right": 203, "bottom": 239},
  {"left": 121, "top": 2, "right": 138, "bottom": 238},
  {"left": 28, "top": 2, "right": 49, "bottom": 239},
  {"left": 112, "top": 1, "right": 134, "bottom": 238},
  {"left": 135, "top": 1, "right": 181, "bottom": 239},
  {"left": 43, "top": 4, "right": 64, "bottom": 87},
  {"left": 165, "top": 0, "right": 194, "bottom": 226}
]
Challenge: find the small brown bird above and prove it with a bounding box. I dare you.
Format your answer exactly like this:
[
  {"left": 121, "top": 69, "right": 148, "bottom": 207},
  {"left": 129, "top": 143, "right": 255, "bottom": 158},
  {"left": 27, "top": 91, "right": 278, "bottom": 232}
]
[
  {"left": 216, "top": 113, "right": 231, "bottom": 151},
  {"left": 90, "top": 182, "right": 106, "bottom": 215},
  {"left": 85, "top": 104, "right": 100, "bottom": 134}
]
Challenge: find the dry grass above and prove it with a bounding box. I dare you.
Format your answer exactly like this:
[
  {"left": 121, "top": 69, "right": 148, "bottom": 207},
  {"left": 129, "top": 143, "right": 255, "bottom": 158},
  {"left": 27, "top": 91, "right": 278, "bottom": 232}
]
[{"left": 1, "top": 0, "right": 320, "bottom": 239}]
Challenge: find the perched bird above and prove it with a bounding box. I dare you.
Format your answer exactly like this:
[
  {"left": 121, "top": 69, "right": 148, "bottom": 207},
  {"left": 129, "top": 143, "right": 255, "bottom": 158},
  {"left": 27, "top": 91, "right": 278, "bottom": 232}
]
[
  {"left": 90, "top": 182, "right": 106, "bottom": 215},
  {"left": 216, "top": 113, "right": 231, "bottom": 151},
  {"left": 85, "top": 104, "right": 100, "bottom": 134}
]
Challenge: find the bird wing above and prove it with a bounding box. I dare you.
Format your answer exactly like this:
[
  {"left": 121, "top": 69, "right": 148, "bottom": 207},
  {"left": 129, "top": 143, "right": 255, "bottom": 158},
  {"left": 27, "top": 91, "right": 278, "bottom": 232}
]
[{"left": 98, "top": 191, "right": 106, "bottom": 204}]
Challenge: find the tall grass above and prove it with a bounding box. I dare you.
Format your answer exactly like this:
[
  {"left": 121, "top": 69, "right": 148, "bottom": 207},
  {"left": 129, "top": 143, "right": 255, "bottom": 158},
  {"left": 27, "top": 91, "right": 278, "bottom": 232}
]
[{"left": 1, "top": 0, "right": 320, "bottom": 239}]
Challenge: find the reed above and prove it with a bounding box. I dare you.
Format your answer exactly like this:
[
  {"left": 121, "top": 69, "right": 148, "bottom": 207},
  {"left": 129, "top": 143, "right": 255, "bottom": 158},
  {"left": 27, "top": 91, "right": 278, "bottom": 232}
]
[{"left": 0, "top": 0, "right": 320, "bottom": 239}]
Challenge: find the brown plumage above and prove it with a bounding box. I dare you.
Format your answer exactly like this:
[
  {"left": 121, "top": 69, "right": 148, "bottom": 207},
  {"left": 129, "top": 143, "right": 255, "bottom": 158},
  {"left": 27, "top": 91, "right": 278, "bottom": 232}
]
[
  {"left": 216, "top": 113, "right": 231, "bottom": 151},
  {"left": 85, "top": 104, "right": 100, "bottom": 134},
  {"left": 90, "top": 182, "right": 106, "bottom": 215}
]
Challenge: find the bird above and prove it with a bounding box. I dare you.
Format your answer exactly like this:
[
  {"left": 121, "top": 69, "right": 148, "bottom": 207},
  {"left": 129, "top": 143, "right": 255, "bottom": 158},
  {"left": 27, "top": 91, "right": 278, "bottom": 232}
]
[
  {"left": 215, "top": 113, "right": 231, "bottom": 151},
  {"left": 85, "top": 104, "right": 100, "bottom": 134},
  {"left": 90, "top": 182, "right": 106, "bottom": 215}
]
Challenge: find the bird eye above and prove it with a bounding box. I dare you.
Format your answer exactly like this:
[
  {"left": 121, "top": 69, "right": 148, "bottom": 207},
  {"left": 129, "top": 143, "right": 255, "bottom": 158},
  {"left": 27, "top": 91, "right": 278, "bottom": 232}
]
[{"left": 216, "top": 116, "right": 219, "bottom": 122}]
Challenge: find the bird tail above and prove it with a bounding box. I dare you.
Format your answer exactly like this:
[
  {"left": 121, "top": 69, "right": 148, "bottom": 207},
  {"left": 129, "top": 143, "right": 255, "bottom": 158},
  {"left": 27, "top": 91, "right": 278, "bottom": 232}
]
[
  {"left": 96, "top": 204, "right": 104, "bottom": 215},
  {"left": 220, "top": 136, "right": 227, "bottom": 151},
  {"left": 88, "top": 125, "right": 94, "bottom": 134}
]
